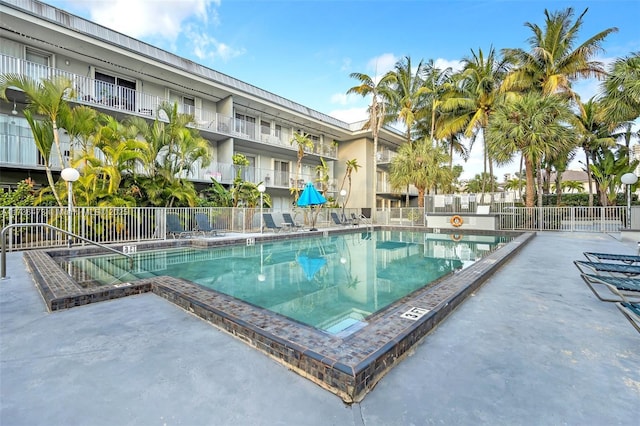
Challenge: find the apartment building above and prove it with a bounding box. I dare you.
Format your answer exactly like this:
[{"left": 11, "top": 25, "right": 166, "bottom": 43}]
[{"left": 0, "top": 0, "right": 407, "bottom": 210}]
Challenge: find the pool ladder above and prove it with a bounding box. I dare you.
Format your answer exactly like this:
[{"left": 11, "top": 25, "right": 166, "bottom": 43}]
[{"left": 1, "top": 223, "right": 133, "bottom": 279}]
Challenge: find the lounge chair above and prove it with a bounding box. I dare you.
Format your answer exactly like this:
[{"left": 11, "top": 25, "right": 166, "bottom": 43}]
[
  {"left": 350, "top": 213, "right": 361, "bottom": 225},
  {"left": 573, "top": 260, "right": 640, "bottom": 277},
  {"left": 282, "top": 213, "right": 303, "bottom": 230},
  {"left": 263, "top": 213, "right": 282, "bottom": 232},
  {"left": 166, "top": 214, "right": 193, "bottom": 238},
  {"left": 616, "top": 302, "right": 640, "bottom": 333},
  {"left": 584, "top": 252, "right": 640, "bottom": 264},
  {"left": 331, "top": 212, "right": 348, "bottom": 226},
  {"left": 194, "top": 213, "right": 219, "bottom": 236},
  {"left": 579, "top": 273, "right": 640, "bottom": 303}
]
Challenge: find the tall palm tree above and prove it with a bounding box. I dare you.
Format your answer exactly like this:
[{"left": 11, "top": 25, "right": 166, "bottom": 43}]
[
  {"left": 386, "top": 56, "right": 430, "bottom": 144},
  {"left": 22, "top": 110, "right": 61, "bottom": 206},
  {"left": 502, "top": 7, "right": 617, "bottom": 99},
  {"left": 338, "top": 158, "right": 361, "bottom": 207},
  {"left": 487, "top": 92, "right": 575, "bottom": 207},
  {"left": 441, "top": 47, "right": 510, "bottom": 193},
  {"left": 347, "top": 70, "right": 396, "bottom": 213},
  {"left": 600, "top": 51, "right": 640, "bottom": 123},
  {"left": 290, "top": 131, "right": 314, "bottom": 202},
  {"left": 573, "top": 98, "right": 616, "bottom": 206},
  {"left": 422, "top": 59, "right": 453, "bottom": 141}
]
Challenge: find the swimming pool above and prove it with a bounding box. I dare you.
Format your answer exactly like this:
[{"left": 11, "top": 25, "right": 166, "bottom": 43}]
[
  {"left": 27, "top": 228, "right": 533, "bottom": 402},
  {"left": 64, "top": 230, "right": 511, "bottom": 334}
]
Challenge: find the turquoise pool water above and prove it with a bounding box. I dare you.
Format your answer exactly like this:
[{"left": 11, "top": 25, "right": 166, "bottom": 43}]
[{"left": 67, "top": 230, "right": 511, "bottom": 333}]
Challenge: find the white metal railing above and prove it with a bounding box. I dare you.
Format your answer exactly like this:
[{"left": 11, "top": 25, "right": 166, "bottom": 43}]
[
  {"left": 425, "top": 192, "right": 522, "bottom": 214},
  {"left": 1, "top": 54, "right": 338, "bottom": 159},
  {"left": 0, "top": 205, "right": 629, "bottom": 252},
  {"left": 373, "top": 206, "right": 627, "bottom": 233}
]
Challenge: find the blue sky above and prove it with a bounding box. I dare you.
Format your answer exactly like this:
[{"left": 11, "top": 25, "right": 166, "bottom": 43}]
[{"left": 46, "top": 0, "right": 640, "bottom": 179}]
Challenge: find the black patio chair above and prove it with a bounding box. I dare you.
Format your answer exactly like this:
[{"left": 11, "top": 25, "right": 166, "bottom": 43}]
[
  {"left": 263, "top": 213, "right": 282, "bottom": 232},
  {"left": 282, "top": 212, "right": 303, "bottom": 230},
  {"left": 166, "top": 214, "right": 193, "bottom": 238}
]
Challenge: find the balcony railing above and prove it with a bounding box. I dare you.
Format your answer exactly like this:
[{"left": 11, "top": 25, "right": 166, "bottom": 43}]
[{"left": 0, "top": 54, "right": 338, "bottom": 158}]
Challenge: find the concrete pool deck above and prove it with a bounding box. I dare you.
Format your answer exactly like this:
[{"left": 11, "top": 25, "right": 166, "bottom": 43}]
[{"left": 1, "top": 232, "right": 639, "bottom": 425}]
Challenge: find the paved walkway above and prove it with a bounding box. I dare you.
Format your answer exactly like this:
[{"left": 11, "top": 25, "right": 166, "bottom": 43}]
[{"left": 1, "top": 232, "right": 639, "bottom": 425}]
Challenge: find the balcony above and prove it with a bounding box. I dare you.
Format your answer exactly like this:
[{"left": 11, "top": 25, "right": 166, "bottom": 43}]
[
  {"left": 197, "top": 163, "right": 335, "bottom": 192},
  {"left": 0, "top": 54, "right": 338, "bottom": 159}
]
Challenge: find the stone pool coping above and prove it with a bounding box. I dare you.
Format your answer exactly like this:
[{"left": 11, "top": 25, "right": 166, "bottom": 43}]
[{"left": 23, "top": 227, "right": 534, "bottom": 403}]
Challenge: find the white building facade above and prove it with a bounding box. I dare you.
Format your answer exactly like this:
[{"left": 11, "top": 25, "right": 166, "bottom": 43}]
[{"left": 0, "top": 0, "right": 409, "bottom": 210}]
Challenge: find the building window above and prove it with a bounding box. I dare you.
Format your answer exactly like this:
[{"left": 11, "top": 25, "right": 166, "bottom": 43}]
[
  {"left": 274, "top": 124, "right": 282, "bottom": 138},
  {"left": 94, "top": 71, "right": 136, "bottom": 111},
  {"left": 261, "top": 120, "right": 270, "bottom": 135},
  {"left": 24, "top": 47, "right": 51, "bottom": 80},
  {"left": 274, "top": 160, "right": 290, "bottom": 187},
  {"left": 235, "top": 113, "right": 256, "bottom": 139}
]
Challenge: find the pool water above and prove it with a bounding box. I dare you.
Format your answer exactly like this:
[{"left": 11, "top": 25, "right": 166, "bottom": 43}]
[{"left": 67, "top": 230, "right": 511, "bottom": 334}]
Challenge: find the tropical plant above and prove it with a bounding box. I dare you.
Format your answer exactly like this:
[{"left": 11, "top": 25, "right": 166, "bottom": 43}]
[
  {"left": 589, "top": 149, "right": 638, "bottom": 206},
  {"left": 386, "top": 56, "right": 430, "bottom": 144},
  {"left": 290, "top": 131, "right": 314, "bottom": 202},
  {"left": 389, "top": 137, "right": 451, "bottom": 207},
  {"left": 465, "top": 172, "right": 499, "bottom": 193},
  {"left": 501, "top": 7, "right": 616, "bottom": 99},
  {"left": 600, "top": 51, "right": 640, "bottom": 124},
  {"left": 338, "top": 158, "right": 361, "bottom": 207},
  {"left": 0, "top": 75, "right": 74, "bottom": 175},
  {"left": 201, "top": 177, "right": 233, "bottom": 207},
  {"left": 487, "top": 92, "right": 575, "bottom": 207},
  {"left": 573, "top": 98, "right": 616, "bottom": 206},
  {"left": 21, "top": 109, "right": 61, "bottom": 206},
  {"left": 440, "top": 47, "right": 509, "bottom": 193},
  {"left": 126, "top": 102, "right": 210, "bottom": 207},
  {"left": 315, "top": 157, "right": 330, "bottom": 196},
  {"left": 347, "top": 70, "right": 396, "bottom": 211}
]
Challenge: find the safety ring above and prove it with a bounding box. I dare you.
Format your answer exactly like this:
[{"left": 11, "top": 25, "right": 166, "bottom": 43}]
[
  {"left": 450, "top": 215, "right": 464, "bottom": 227},
  {"left": 451, "top": 234, "right": 463, "bottom": 242}
]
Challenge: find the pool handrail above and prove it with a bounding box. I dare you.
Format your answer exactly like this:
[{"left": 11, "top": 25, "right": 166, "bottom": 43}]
[{"left": 1, "top": 223, "right": 133, "bottom": 279}]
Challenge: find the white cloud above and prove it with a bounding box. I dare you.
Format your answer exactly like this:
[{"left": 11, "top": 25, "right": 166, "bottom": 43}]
[
  {"left": 84, "top": 0, "right": 218, "bottom": 42},
  {"left": 328, "top": 107, "right": 369, "bottom": 123},
  {"left": 434, "top": 58, "right": 463, "bottom": 73},
  {"left": 185, "top": 24, "right": 245, "bottom": 62},
  {"left": 329, "top": 92, "right": 365, "bottom": 106},
  {"left": 366, "top": 53, "right": 397, "bottom": 81}
]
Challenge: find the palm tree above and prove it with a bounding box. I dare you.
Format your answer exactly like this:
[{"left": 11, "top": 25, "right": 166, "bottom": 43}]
[
  {"left": 487, "top": 92, "right": 575, "bottom": 207},
  {"left": 502, "top": 7, "right": 617, "bottom": 99},
  {"left": 22, "top": 110, "right": 62, "bottom": 206},
  {"left": 441, "top": 47, "right": 510, "bottom": 193},
  {"left": 589, "top": 149, "right": 638, "bottom": 206},
  {"left": 347, "top": 70, "right": 396, "bottom": 213},
  {"left": 338, "top": 158, "right": 361, "bottom": 206},
  {"left": 600, "top": 52, "right": 640, "bottom": 124},
  {"left": 290, "top": 131, "right": 314, "bottom": 202},
  {"left": 573, "top": 98, "right": 616, "bottom": 206},
  {"left": 422, "top": 59, "right": 453, "bottom": 141},
  {"left": 0, "top": 75, "right": 74, "bottom": 175},
  {"left": 126, "top": 102, "right": 210, "bottom": 207},
  {"left": 389, "top": 137, "right": 451, "bottom": 207},
  {"left": 387, "top": 56, "right": 430, "bottom": 144}
]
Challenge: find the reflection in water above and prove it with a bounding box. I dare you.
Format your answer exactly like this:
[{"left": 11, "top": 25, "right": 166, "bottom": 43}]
[{"left": 65, "top": 231, "right": 511, "bottom": 334}]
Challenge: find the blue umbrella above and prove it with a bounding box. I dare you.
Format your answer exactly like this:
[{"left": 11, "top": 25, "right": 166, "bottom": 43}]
[
  {"left": 297, "top": 255, "right": 327, "bottom": 281},
  {"left": 297, "top": 182, "right": 326, "bottom": 231},
  {"left": 297, "top": 182, "right": 327, "bottom": 207}
]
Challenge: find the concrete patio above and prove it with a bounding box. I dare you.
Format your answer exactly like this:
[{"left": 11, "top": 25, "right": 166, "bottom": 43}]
[{"left": 1, "top": 232, "right": 639, "bottom": 425}]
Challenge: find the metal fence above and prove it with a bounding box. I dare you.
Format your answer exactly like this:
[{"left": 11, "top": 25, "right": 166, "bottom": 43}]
[
  {"left": 0, "top": 206, "right": 368, "bottom": 252},
  {"left": 375, "top": 206, "right": 627, "bottom": 233},
  {"left": 0, "top": 205, "right": 629, "bottom": 252}
]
